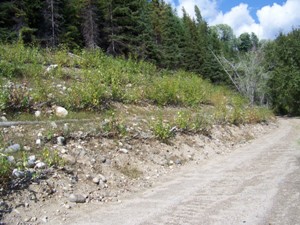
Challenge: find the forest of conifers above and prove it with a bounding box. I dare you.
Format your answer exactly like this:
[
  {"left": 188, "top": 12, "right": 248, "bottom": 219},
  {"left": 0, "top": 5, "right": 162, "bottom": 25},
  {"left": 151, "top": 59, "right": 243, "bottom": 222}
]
[{"left": 0, "top": 0, "right": 299, "bottom": 115}]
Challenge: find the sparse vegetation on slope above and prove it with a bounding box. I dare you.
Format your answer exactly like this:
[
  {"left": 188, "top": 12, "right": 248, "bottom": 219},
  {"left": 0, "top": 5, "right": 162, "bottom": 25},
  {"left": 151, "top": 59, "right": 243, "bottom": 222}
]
[{"left": 0, "top": 43, "right": 274, "bottom": 195}]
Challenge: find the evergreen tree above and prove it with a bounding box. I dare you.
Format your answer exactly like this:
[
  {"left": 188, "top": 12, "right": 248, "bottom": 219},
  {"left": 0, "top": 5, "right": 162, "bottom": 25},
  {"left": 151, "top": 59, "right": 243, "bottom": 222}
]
[
  {"left": 265, "top": 29, "right": 300, "bottom": 115},
  {"left": 136, "top": 0, "right": 159, "bottom": 63},
  {"left": 102, "top": 0, "right": 144, "bottom": 56},
  {"left": 0, "top": 1, "right": 19, "bottom": 42},
  {"left": 160, "top": 3, "right": 183, "bottom": 69},
  {"left": 238, "top": 32, "right": 252, "bottom": 52},
  {"left": 59, "top": 0, "right": 83, "bottom": 49}
]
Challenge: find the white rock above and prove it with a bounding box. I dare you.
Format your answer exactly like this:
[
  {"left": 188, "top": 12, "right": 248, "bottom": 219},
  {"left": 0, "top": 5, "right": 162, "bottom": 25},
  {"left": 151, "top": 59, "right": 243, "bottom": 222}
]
[
  {"left": 98, "top": 174, "right": 107, "bottom": 183},
  {"left": 92, "top": 177, "right": 100, "bottom": 184},
  {"left": 27, "top": 155, "right": 36, "bottom": 168},
  {"left": 23, "top": 146, "right": 31, "bottom": 151},
  {"left": 30, "top": 217, "right": 37, "bottom": 222},
  {"left": 46, "top": 64, "right": 58, "bottom": 72},
  {"left": 1, "top": 116, "right": 7, "bottom": 122},
  {"left": 55, "top": 106, "right": 68, "bottom": 118},
  {"left": 12, "top": 169, "right": 25, "bottom": 178},
  {"left": 57, "top": 136, "right": 65, "bottom": 146},
  {"left": 4, "top": 144, "right": 21, "bottom": 153},
  {"left": 69, "top": 194, "right": 86, "bottom": 203},
  {"left": 35, "top": 161, "right": 46, "bottom": 169},
  {"left": 36, "top": 139, "right": 42, "bottom": 146},
  {"left": 7, "top": 156, "right": 15, "bottom": 164},
  {"left": 28, "top": 155, "right": 36, "bottom": 162},
  {"left": 119, "top": 148, "right": 128, "bottom": 154},
  {"left": 34, "top": 110, "right": 41, "bottom": 118}
]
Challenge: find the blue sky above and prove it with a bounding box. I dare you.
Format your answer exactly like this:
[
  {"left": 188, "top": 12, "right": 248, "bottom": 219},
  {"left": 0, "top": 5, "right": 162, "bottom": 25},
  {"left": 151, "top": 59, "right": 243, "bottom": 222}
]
[
  {"left": 166, "top": 0, "right": 300, "bottom": 39},
  {"left": 218, "top": 0, "right": 286, "bottom": 22}
]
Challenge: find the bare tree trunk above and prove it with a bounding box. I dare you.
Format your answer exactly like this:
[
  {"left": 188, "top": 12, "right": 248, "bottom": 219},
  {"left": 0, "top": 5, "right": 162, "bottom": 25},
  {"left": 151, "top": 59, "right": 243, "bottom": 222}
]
[
  {"left": 51, "top": 0, "right": 55, "bottom": 47},
  {"left": 106, "top": 1, "right": 116, "bottom": 55},
  {"left": 82, "top": 0, "right": 98, "bottom": 49}
]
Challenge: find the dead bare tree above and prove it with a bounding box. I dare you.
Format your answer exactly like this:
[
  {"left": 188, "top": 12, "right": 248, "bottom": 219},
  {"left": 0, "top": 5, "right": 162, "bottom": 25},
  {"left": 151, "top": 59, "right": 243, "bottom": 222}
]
[{"left": 212, "top": 49, "right": 270, "bottom": 105}]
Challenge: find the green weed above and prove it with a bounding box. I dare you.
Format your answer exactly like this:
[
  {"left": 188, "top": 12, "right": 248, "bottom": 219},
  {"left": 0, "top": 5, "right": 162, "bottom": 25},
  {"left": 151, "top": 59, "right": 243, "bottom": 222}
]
[
  {"left": 152, "top": 118, "right": 175, "bottom": 142},
  {"left": 40, "top": 148, "right": 64, "bottom": 167}
]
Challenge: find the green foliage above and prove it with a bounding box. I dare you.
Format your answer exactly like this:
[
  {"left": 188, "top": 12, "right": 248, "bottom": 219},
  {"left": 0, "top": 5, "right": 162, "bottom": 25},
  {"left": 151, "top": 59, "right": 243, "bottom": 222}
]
[
  {"left": 152, "top": 118, "right": 174, "bottom": 142},
  {"left": 0, "top": 43, "right": 273, "bottom": 126},
  {"left": 145, "top": 71, "right": 210, "bottom": 106},
  {"left": 0, "top": 153, "right": 12, "bottom": 183},
  {"left": 40, "top": 148, "right": 64, "bottom": 167},
  {"left": 265, "top": 29, "right": 300, "bottom": 115}
]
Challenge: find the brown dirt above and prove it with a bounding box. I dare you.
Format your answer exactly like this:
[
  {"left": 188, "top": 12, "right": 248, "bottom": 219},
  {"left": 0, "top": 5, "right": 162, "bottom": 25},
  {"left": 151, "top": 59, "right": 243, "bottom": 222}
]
[{"left": 0, "top": 107, "right": 277, "bottom": 225}]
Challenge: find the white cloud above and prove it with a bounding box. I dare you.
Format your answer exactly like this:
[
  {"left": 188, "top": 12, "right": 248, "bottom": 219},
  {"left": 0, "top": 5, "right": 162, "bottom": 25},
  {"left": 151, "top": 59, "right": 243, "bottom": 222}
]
[
  {"left": 176, "top": 0, "right": 218, "bottom": 19},
  {"left": 257, "top": 0, "right": 300, "bottom": 39},
  {"left": 175, "top": 0, "right": 300, "bottom": 39}
]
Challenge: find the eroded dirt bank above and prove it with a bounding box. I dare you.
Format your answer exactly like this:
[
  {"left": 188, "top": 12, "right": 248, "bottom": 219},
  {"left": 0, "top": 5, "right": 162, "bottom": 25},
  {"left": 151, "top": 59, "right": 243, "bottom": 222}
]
[
  {"left": 1, "top": 116, "right": 279, "bottom": 225},
  {"left": 53, "top": 118, "right": 300, "bottom": 225}
]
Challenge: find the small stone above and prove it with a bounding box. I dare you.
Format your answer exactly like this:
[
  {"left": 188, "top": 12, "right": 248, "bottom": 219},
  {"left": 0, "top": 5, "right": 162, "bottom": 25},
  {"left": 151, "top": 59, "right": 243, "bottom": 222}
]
[
  {"left": 24, "top": 217, "right": 31, "bottom": 222},
  {"left": 41, "top": 216, "right": 48, "bottom": 223},
  {"left": 27, "top": 155, "right": 36, "bottom": 168},
  {"left": 119, "top": 148, "right": 128, "bottom": 154},
  {"left": 30, "top": 217, "right": 37, "bottom": 222},
  {"left": 4, "top": 144, "right": 21, "bottom": 153},
  {"left": 101, "top": 157, "right": 106, "bottom": 163},
  {"left": 64, "top": 204, "right": 71, "bottom": 209},
  {"left": 92, "top": 177, "right": 100, "bottom": 184},
  {"left": 168, "top": 160, "right": 174, "bottom": 165},
  {"left": 35, "top": 162, "right": 46, "bottom": 169},
  {"left": 46, "top": 64, "right": 58, "bottom": 72},
  {"left": 69, "top": 194, "right": 86, "bottom": 203},
  {"left": 37, "top": 132, "right": 43, "bottom": 138},
  {"left": 28, "top": 155, "right": 36, "bottom": 161},
  {"left": 7, "top": 155, "right": 15, "bottom": 164},
  {"left": 34, "top": 111, "right": 42, "bottom": 118},
  {"left": 1, "top": 116, "right": 7, "bottom": 122},
  {"left": 23, "top": 146, "right": 31, "bottom": 151},
  {"left": 27, "top": 160, "right": 36, "bottom": 168},
  {"left": 98, "top": 174, "right": 107, "bottom": 183},
  {"left": 36, "top": 139, "right": 42, "bottom": 146},
  {"left": 54, "top": 106, "right": 68, "bottom": 118},
  {"left": 57, "top": 136, "right": 66, "bottom": 146},
  {"left": 12, "top": 169, "right": 25, "bottom": 178},
  {"left": 175, "top": 159, "right": 182, "bottom": 165}
]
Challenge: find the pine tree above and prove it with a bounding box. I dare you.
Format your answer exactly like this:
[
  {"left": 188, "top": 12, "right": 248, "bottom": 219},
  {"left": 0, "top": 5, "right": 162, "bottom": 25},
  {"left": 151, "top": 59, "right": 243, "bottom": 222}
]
[
  {"left": 0, "top": 1, "right": 19, "bottom": 42},
  {"left": 159, "top": 3, "right": 183, "bottom": 69},
  {"left": 102, "top": 0, "right": 144, "bottom": 56}
]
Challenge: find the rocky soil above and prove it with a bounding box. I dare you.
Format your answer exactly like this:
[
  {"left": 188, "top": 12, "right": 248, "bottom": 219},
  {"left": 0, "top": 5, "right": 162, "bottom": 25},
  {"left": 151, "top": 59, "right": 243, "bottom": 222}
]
[{"left": 0, "top": 105, "right": 276, "bottom": 225}]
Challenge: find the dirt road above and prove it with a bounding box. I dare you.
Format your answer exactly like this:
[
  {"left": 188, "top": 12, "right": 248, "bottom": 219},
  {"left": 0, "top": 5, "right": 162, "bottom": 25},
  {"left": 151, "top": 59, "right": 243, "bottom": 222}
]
[{"left": 52, "top": 118, "right": 300, "bottom": 225}]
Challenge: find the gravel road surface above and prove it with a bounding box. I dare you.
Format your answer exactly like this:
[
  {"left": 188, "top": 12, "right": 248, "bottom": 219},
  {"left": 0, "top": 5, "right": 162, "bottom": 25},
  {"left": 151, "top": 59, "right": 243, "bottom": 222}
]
[{"left": 52, "top": 118, "right": 300, "bottom": 225}]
